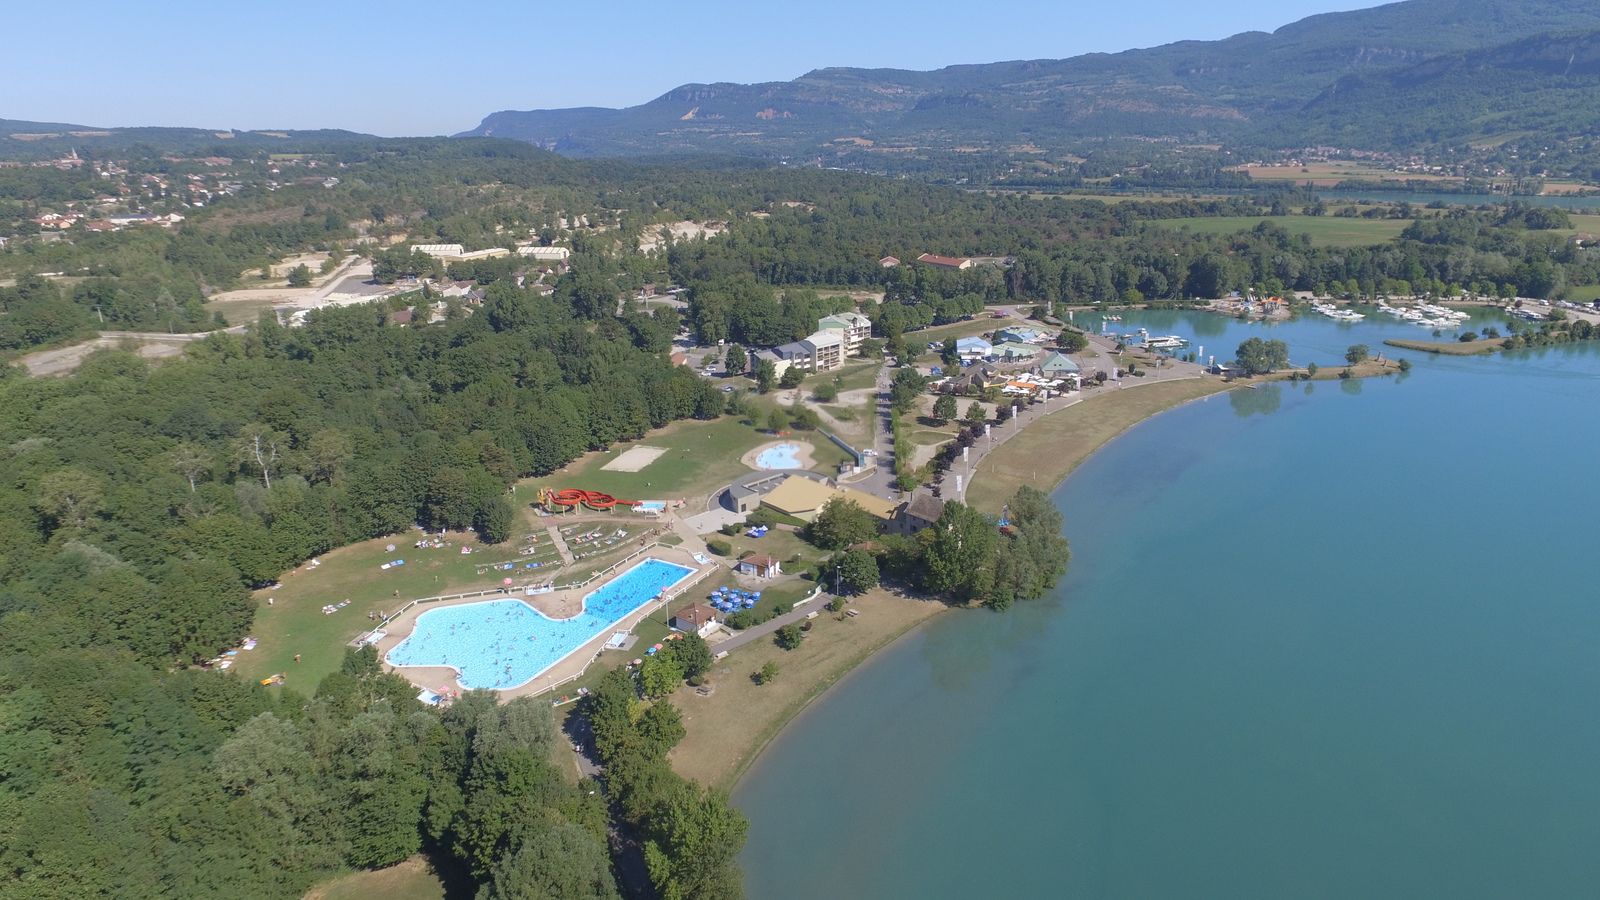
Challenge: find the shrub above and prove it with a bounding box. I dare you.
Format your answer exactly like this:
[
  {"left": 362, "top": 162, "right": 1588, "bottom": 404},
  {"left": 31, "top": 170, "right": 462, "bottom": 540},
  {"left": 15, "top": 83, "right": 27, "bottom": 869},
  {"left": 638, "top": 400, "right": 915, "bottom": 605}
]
[
  {"left": 706, "top": 539, "right": 732, "bottom": 556},
  {"left": 775, "top": 623, "right": 804, "bottom": 650},
  {"left": 754, "top": 662, "right": 779, "bottom": 684}
]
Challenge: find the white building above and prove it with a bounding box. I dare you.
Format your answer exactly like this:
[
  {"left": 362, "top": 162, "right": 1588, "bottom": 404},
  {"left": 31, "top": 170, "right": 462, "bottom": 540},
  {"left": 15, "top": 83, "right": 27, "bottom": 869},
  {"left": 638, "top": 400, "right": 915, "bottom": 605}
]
[{"left": 818, "top": 311, "right": 872, "bottom": 353}]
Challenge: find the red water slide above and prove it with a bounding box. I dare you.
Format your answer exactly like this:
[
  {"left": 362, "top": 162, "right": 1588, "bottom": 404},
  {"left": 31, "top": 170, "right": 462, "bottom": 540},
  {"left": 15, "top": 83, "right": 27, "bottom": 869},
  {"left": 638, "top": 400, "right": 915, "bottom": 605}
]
[{"left": 549, "top": 488, "right": 640, "bottom": 510}]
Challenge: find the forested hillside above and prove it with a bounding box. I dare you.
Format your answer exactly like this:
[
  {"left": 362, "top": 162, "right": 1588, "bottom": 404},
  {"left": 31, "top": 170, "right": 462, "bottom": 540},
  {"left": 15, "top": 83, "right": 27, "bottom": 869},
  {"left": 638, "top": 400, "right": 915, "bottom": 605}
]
[{"left": 462, "top": 0, "right": 1600, "bottom": 159}]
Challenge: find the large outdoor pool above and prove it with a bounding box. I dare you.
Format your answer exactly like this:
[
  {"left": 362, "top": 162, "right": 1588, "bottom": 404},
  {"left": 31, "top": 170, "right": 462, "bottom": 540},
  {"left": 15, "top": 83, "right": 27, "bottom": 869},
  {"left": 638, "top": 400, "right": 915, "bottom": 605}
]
[
  {"left": 755, "top": 442, "right": 803, "bottom": 469},
  {"left": 386, "top": 558, "right": 695, "bottom": 689}
]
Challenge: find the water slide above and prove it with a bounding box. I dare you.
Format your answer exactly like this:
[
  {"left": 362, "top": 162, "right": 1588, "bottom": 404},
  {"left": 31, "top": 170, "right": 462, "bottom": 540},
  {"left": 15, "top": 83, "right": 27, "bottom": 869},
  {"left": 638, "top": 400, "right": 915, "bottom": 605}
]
[{"left": 545, "top": 488, "right": 641, "bottom": 511}]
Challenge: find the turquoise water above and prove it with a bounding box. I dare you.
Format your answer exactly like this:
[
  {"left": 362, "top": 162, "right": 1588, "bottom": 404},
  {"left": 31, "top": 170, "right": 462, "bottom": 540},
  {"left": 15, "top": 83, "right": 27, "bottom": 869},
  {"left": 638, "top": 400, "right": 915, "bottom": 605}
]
[
  {"left": 736, "top": 312, "right": 1600, "bottom": 898},
  {"left": 756, "top": 443, "right": 803, "bottom": 469},
  {"left": 387, "top": 558, "right": 693, "bottom": 689}
]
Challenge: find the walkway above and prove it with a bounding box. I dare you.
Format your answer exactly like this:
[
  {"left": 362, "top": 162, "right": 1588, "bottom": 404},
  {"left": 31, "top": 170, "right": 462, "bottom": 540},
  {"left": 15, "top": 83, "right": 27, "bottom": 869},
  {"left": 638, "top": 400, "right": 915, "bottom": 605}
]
[
  {"left": 545, "top": 524, "right": 576, "bottom": 566},
  {"left": 713, "top": 590, "right": 833, "bottom": 655}
]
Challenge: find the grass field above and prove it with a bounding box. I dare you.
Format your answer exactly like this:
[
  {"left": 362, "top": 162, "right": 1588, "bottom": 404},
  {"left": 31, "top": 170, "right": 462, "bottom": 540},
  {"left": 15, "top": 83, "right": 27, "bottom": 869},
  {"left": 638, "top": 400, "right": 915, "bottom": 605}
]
[
  {"left": 1152, "top": 216, "right": 1411, "bottom": 247},
  {"left": 1567, "top": 214, "right": 1600, "bottom": 236},
  {"left": 1566, "top": 285, "right": 1600, "bottom": 303},
  {"left": 669, "top": 587, "right": 949, "bottom": 790},
  {"left": 966, "top": 379, "right": 1232, "bottom": 515},
  {"left": 304, "top": 857, "right": 448, "bottom": 900},
  {"left": 518, "top": 414, "right": 833, "bottom": 509},
  {"left": 1242, "top": 162, "right": 1456, "bottom": 186}
]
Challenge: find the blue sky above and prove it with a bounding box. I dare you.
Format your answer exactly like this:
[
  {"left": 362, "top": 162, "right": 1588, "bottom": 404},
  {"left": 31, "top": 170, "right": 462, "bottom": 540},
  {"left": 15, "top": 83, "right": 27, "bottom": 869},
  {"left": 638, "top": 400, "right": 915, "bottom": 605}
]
[{"left": 10, "top": 0, "right": 1383, "bottom": 136}]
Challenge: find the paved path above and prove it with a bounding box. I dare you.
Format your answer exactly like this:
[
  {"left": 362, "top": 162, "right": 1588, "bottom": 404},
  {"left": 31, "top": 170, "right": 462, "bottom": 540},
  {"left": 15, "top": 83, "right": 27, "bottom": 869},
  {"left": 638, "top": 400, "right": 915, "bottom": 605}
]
[
  {"left": 545, "top": 524, "right": 575, "bottom": 565},
  {"left": 712, "top": 590, "right": 832, "bottom": 655}
]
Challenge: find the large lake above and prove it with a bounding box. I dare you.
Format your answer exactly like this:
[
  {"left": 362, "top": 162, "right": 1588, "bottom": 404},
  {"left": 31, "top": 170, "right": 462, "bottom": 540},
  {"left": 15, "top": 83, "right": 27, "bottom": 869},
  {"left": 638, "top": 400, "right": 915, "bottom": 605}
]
[{"left": 735, "top": 308, "right": 1600, "bottom": 898}]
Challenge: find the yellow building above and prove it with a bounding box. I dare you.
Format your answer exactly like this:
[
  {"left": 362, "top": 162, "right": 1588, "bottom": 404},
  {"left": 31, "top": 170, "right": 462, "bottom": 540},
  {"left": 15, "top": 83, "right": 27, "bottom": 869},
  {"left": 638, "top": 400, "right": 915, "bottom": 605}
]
[{"left": 760, "top": 475, "right": 898, "bottom": 523}]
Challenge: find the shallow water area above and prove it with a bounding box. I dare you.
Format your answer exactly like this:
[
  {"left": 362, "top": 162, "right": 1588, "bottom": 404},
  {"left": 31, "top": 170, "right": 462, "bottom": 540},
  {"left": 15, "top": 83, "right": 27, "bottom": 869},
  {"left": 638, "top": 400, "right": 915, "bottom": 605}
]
[
  {"left": 736, "top": 311, "right": 1600, "bottom": 899},
  {"left": 755, "top": 442, "right": 803, "bottom": 469}
]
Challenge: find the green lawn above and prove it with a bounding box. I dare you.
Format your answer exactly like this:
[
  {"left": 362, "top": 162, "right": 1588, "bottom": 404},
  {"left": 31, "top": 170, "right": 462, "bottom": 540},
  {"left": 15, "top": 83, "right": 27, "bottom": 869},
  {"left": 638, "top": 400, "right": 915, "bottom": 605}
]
[
  {"left": 831, "top": 359, "right": 883, "bottom": 393},
  {"left": 1153, "top": 216, "right": 1411, "bottom": 247},
  {"left": 519, "top": 414, "right": 802, "bottom": 506},
  {"left": 1565, "top": 285, "right": 1600, "bottom": 303}
]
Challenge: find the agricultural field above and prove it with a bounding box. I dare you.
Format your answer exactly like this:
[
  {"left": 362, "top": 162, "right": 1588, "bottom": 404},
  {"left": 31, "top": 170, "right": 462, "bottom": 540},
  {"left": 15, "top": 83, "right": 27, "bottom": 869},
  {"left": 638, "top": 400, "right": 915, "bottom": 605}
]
[{"left": 1152, "top": 215, "right": 1412, "bottom": 247}]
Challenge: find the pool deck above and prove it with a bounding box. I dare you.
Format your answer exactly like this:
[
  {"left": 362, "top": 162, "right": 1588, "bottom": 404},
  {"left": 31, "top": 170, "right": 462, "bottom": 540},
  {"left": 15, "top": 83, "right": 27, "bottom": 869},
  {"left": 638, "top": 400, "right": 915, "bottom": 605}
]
[
  {"left": 374, "top": 543, "right": 716, "bottom": 700},
  {"left": 741, "top": 438, "right": 817, "bottom": 471}
]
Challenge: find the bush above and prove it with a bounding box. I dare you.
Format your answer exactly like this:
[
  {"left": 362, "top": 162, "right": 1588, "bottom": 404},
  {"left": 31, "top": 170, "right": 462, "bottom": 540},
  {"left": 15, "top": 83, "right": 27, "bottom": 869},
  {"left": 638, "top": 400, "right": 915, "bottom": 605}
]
[
  {"left": 706, "top": 539, "right": 732, "bottom": 556},
  {"left": 754, "top": 662, "right": 779, "bottom": 684},
  {"left": 812, "top": 383, "right": 838, "bottom": 402},
  {"left": 774, "top": 623, "right": 804, "bottom": 650}
]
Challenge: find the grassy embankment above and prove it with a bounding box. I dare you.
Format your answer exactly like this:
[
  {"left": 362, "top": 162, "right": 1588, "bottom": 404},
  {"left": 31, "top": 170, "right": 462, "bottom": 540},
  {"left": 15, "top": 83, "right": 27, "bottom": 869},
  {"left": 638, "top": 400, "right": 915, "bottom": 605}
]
[
  {"left": 1384, "top": 337, "right": 1505, "bottom": 356},
  {"left": 303, "top": 857, "right": 446, "bottom": 900},
  {"left": 965, "top": 378, "right": 1232, "bottom": 515},
  {"left": 670, "top": 588, "right": 948, "bottom": 791}
]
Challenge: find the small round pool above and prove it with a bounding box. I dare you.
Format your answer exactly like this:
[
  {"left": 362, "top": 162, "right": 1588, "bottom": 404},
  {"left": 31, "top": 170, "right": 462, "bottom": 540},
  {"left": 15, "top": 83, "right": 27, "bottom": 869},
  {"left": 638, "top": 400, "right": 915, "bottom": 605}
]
[{"left": 755, "top": 443, "right": 803, "bottom": 469}]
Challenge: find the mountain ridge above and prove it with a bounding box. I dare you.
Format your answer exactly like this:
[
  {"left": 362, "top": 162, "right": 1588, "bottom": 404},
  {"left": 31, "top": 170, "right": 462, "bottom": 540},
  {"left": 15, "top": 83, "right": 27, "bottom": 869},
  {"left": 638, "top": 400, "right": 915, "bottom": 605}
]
[{"left": 461, "top": 0, "right": 1600, "bottom": 157}]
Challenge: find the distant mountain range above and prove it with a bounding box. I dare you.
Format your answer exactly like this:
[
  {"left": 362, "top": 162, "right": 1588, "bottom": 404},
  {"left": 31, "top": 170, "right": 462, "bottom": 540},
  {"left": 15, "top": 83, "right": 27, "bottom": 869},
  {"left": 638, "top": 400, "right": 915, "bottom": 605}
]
[
  {"left": 0, "top": 121, "right": 378, "bottom": 158},
  {"left": 461, "top": 0, "right": 1600, "bottom": 157}
]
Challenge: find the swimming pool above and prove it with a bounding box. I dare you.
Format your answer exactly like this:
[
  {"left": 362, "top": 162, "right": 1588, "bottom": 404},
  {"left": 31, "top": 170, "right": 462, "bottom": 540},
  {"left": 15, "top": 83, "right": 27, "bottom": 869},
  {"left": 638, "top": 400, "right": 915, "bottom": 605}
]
[
  {"left": 386, "top": 558, "right": 695, "bottom": 689},
  {"left": 756, "top": 443, "right": 803, "bottom": 469}
]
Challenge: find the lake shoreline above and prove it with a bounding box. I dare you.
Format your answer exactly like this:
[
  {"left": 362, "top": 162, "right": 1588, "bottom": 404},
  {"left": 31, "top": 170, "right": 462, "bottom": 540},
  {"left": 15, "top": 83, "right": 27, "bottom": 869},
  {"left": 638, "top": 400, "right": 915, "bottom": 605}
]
[{"left": 702, "top": 378, "right": 1245, "bottom": 794}]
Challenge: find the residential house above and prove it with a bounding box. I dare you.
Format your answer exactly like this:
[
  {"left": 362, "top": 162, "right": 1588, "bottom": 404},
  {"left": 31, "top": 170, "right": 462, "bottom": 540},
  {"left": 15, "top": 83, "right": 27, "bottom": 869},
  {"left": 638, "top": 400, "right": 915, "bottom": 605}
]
[
  {"left": 955, "top": 336, "right": 992, "bottom": 361},
  {"left": 879, "top": 256, "right": 901, "bottom": 267},
  {"left": 770, "top": 343, "right": 809, "bottom": 374},
  {"left": 670, "top": 352, "right": 689, "bottom": 368},
  {"left": 817, "top": 311, "right": 872, "bottom": 353},
  {"left": 800, "top": 330, "right": 844, "bottom": 371},
  {"left": 917, "top": 253, "right": 974, "bottom": 270},
  {"left": 736, "top": 555, "right": 783, "bottom": 579},
  {"left": 889, "top": 493, "right": 947, "bottom": 536},
  {"left": 671, "top": 604, "right": 722, "bottom": 638}
]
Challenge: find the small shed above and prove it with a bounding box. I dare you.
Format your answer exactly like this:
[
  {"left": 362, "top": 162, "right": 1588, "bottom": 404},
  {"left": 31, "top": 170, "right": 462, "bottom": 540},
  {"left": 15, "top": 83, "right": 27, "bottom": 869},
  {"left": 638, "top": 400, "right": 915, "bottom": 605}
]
[
  {"left": 737, "top": 554, "right": 783, "bottom": 578},
  {"left": 672, "top": 603, "right": 721, "bottom": 638}
]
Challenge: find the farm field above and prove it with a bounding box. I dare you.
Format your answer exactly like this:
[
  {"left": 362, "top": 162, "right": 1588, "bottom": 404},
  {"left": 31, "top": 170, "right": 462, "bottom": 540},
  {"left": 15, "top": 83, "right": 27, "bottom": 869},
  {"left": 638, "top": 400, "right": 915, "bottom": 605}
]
[{"left": 1153, "top": 215, "right": 1412, "bottom": 247}]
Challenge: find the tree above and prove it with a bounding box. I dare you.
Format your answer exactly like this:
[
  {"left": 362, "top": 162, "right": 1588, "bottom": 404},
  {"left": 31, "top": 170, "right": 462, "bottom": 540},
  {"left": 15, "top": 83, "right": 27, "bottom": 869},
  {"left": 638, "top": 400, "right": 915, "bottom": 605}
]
[
  {"left": 168, "top": 442, "right": 212, "bottom": 492},
  {"left": 1235, "top": 337, "right": 1289, "bottom": 375},
  {"left": 779, "top": 365, "right": 805, "bottom": 389},
  {"left": 286, "top": 264, "right": 313, "bottom": 288},
  {"left": 765, "top": 407, "right": 788, "bottom": 433},
  {"left": 481, "top": 824, "right": 620, "bottom": 900},
  {"left": 1398, "top": 357, "right": 1413, "bottom": 372},
  {"left": 723, "top": 344, "right": 746, "bottom": 376},
  {"left": 940, "top": 337, "right": 959, "bottom": 368},
  {"left": 1056, "top": 330, "right": 1089, "bottom": 353},
  {"left": 755, "top": 661, "right": 779, "bottom": 684},
  {"left": 474, "top": 496, "right": 515, "bottom": 544},
  {"left": 638, "top": 652, "right": 685, "bottom": 697},
  {"left": 304, "top": 428, "right": 353, "bottom": 485},
  {"left": 675, "top": 632, "right": 713, "bottom": 679},
  {"left": 931, "top": 393, "right": 957, "bottom": 425},
  {"left": 34, "top": 467, "right": 104, "bottom": 531},
  {"left": 836, "top": 549, "right": 879, "bottom": 595},
  {"left": 812, "top": 382, "right": 838, "bottom": 402},
  {"left": 923, "top": 500, "right": 997, "bottom": 603},
  {"left": 234, "top": 424, "right": 286, "bottom": 489},
  {"left": 1345, "top": 344, "right": 1370, "bottom": 366},
  {"left": 1306, "top": 362, "right": 1319, "bottom": 379},
  {"left": 754, "top": 358, "right": 777, "bottom": 393},
  {"left": 423, "top": 467, "right": 474, "bottom": 530},
  {"left": 774, "top": 623, "right": 804, "bottom": 650},
  {"left": 964, "top": 401, "right": 987, "bottom": 426},
  {"left": 809, "top": 498, "right": 880, "bottom": 550},
  {"left": 889, "top": 367, "right": 925, "bottom": 410}
]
